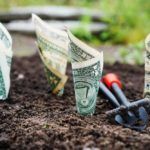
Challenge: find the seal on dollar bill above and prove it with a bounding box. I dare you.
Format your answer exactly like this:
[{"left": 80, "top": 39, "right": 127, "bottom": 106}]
[
  {"left": 67, "top": 30, "right": 103, "bottom": 115},
  {"left": 32, "top": 14, "right": 68, "bottom": 96},
  {"left": 0, "top": 23, "right": 13, "bottom": 100}
]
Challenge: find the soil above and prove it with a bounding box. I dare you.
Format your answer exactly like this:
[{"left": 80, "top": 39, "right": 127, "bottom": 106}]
[{"left": 0, "top": 54, "right": 150, "bottom": 150}]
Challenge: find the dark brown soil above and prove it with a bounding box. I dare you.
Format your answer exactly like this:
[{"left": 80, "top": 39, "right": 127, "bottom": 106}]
[{"left": 0, "top": 54, "right": 150, "bottom": 150}]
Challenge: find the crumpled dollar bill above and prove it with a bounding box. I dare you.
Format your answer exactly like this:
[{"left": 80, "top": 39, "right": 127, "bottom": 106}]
[
  {"left": 32, "top": 14, "right": 68, "bottom": 95},
  {"left": 144, "top": 34, "right": 150, "bottom": 98},
  {"left": 0, "top": 23, "right": 13, "bottom": 100},
  {"left": 67, "top": 30, "right": 103, "bottom": 115}
]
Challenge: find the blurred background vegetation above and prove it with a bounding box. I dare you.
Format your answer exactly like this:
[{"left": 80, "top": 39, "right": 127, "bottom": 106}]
[{"left": 0, "top": 0, "right": 149, "bottom": 64}]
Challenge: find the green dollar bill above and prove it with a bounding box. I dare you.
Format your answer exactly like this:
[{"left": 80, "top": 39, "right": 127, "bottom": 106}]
[
  {"left": 0, "top": 67, "right": 6, "bottom": 99},
  {"left": 44, "top": 65, "right": 64, "bottom": 95},
  {"left": 0, "top": 23, "right": 12, "bottom": 100},
  {"left": 68, "top": 30, "right": 103, "bottom": 115},
  {"left": 73, "top": 59, "right": 101, "bottom": 115},
  {"left": 0, "top": 26, "right": 11, "bottom": 49},
  {"left": 144, "top": 34, "right": 150, "bottom": 98},
  {"left": 32, "top": 14, "right": 68, "bottom": 95}
]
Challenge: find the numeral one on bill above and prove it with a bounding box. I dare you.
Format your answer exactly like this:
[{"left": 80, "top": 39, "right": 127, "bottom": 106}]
[
  {"left": 144, "top": 34, "right": 150, "bottom": 98},
  {"left": 68, "top": 30, "right": 103, "bottom": 115},
  {"left": 0, "top": 23, "right": 13, "bottom": 100}
]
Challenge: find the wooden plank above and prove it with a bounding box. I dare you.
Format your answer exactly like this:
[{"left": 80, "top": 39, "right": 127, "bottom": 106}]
[
  {"left": 0, "top": 6, "right": 104, "bottom": 22},
  {"left": 5, "top": 20, "right": 107, "bottom": 35}
]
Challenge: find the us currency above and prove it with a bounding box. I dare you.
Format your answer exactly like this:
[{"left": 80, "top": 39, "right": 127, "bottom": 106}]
[
  {"left": 68, "top": 30, "right": 103, "bottom": 115},
  {"left": 144, "top": 34, "right": 150, "bottom": 98},
  {"left": 32, "top": 14, "right": 68, "bottom": 95},
  {"left": 0, "top": 23, "right": 13, "bottom": 100}
]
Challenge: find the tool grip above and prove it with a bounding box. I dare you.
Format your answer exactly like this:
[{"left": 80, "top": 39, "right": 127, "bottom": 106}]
[
  {"left": 99, "top": 82, "right": 120, "bottom": 108},
  {"left": 102, "top": 73, "right": 122, "bottom": 89}
]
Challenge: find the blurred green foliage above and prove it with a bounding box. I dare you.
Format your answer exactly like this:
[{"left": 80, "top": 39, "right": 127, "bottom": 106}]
[
  {"left": 71, "top": 15, "right": 93, "bottom": 42},
  {"left": 99, "top": 0, "right": 149, "bottom": 65},
  {"left": 0, "top": 0, "right": 149, "bottom": 45},
  {"left": 119, "top": 42, "right": 144, "bottom": 65},
  {"left": 0, "top": 0, "right": 99, "bottom": 9},
  {"left": 100, "top": 0, "right": 150, "bottom": 45},
  {"left": 0, "top": 0, "right": 149, "bottom": 64}
]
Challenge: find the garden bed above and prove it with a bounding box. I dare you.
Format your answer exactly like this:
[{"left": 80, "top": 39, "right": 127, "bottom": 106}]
[{"left": 0, "top": 54, "right": 150, "bottom": 150}]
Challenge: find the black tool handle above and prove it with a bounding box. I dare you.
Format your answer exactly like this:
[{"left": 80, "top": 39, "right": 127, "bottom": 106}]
[
  {"left": 99, "top": 82, "right": 120, "bottom": 108},
  {"left": 112, "top": 83, "right": 130, "bottom": 106}
]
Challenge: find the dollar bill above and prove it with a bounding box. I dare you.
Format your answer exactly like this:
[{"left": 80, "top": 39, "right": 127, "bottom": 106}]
[
  {"left": 68, "top": 30, "right": 103, "bottom": 115},
  {"left": 32, "top": 14, "right": 68, "bottom": 95},
  {"left": 144, "top": 34, "right": 150, "bottom": 98},
  {"left": 0, "top": 23, "right": 13, "bottom": 100}
]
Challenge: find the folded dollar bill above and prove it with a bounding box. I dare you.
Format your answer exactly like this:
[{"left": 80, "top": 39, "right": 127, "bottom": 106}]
[
  {"left": 32, "top": 14, "right": 68, "bottom": 95},
  {"left": 0, "top": 23, "right": 13, "bottom": 100},
  {"left": 67, "top": 30, "right": 103, "bottom": 115},
  {"left": 144, "top": 34, "right": 150, "bottom": 98}
]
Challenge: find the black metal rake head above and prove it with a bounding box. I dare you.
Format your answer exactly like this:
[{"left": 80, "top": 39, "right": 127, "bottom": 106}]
[{"left": 106, "top": 98, "right": 150, "bottom": 131}]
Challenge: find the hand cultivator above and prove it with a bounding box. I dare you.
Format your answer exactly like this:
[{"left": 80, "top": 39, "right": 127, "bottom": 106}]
[{"left": 99, "top": 73, "right": 150, "bottom": 131}]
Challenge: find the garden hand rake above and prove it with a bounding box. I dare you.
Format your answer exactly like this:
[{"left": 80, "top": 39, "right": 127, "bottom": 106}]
[{"left": 100, "top": 73, "right": 150, "bottom": 131}]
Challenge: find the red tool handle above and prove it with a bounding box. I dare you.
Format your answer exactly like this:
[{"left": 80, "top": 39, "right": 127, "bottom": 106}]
[{"left": 102, "top": 73, "right": 122, "bottom": 89}]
